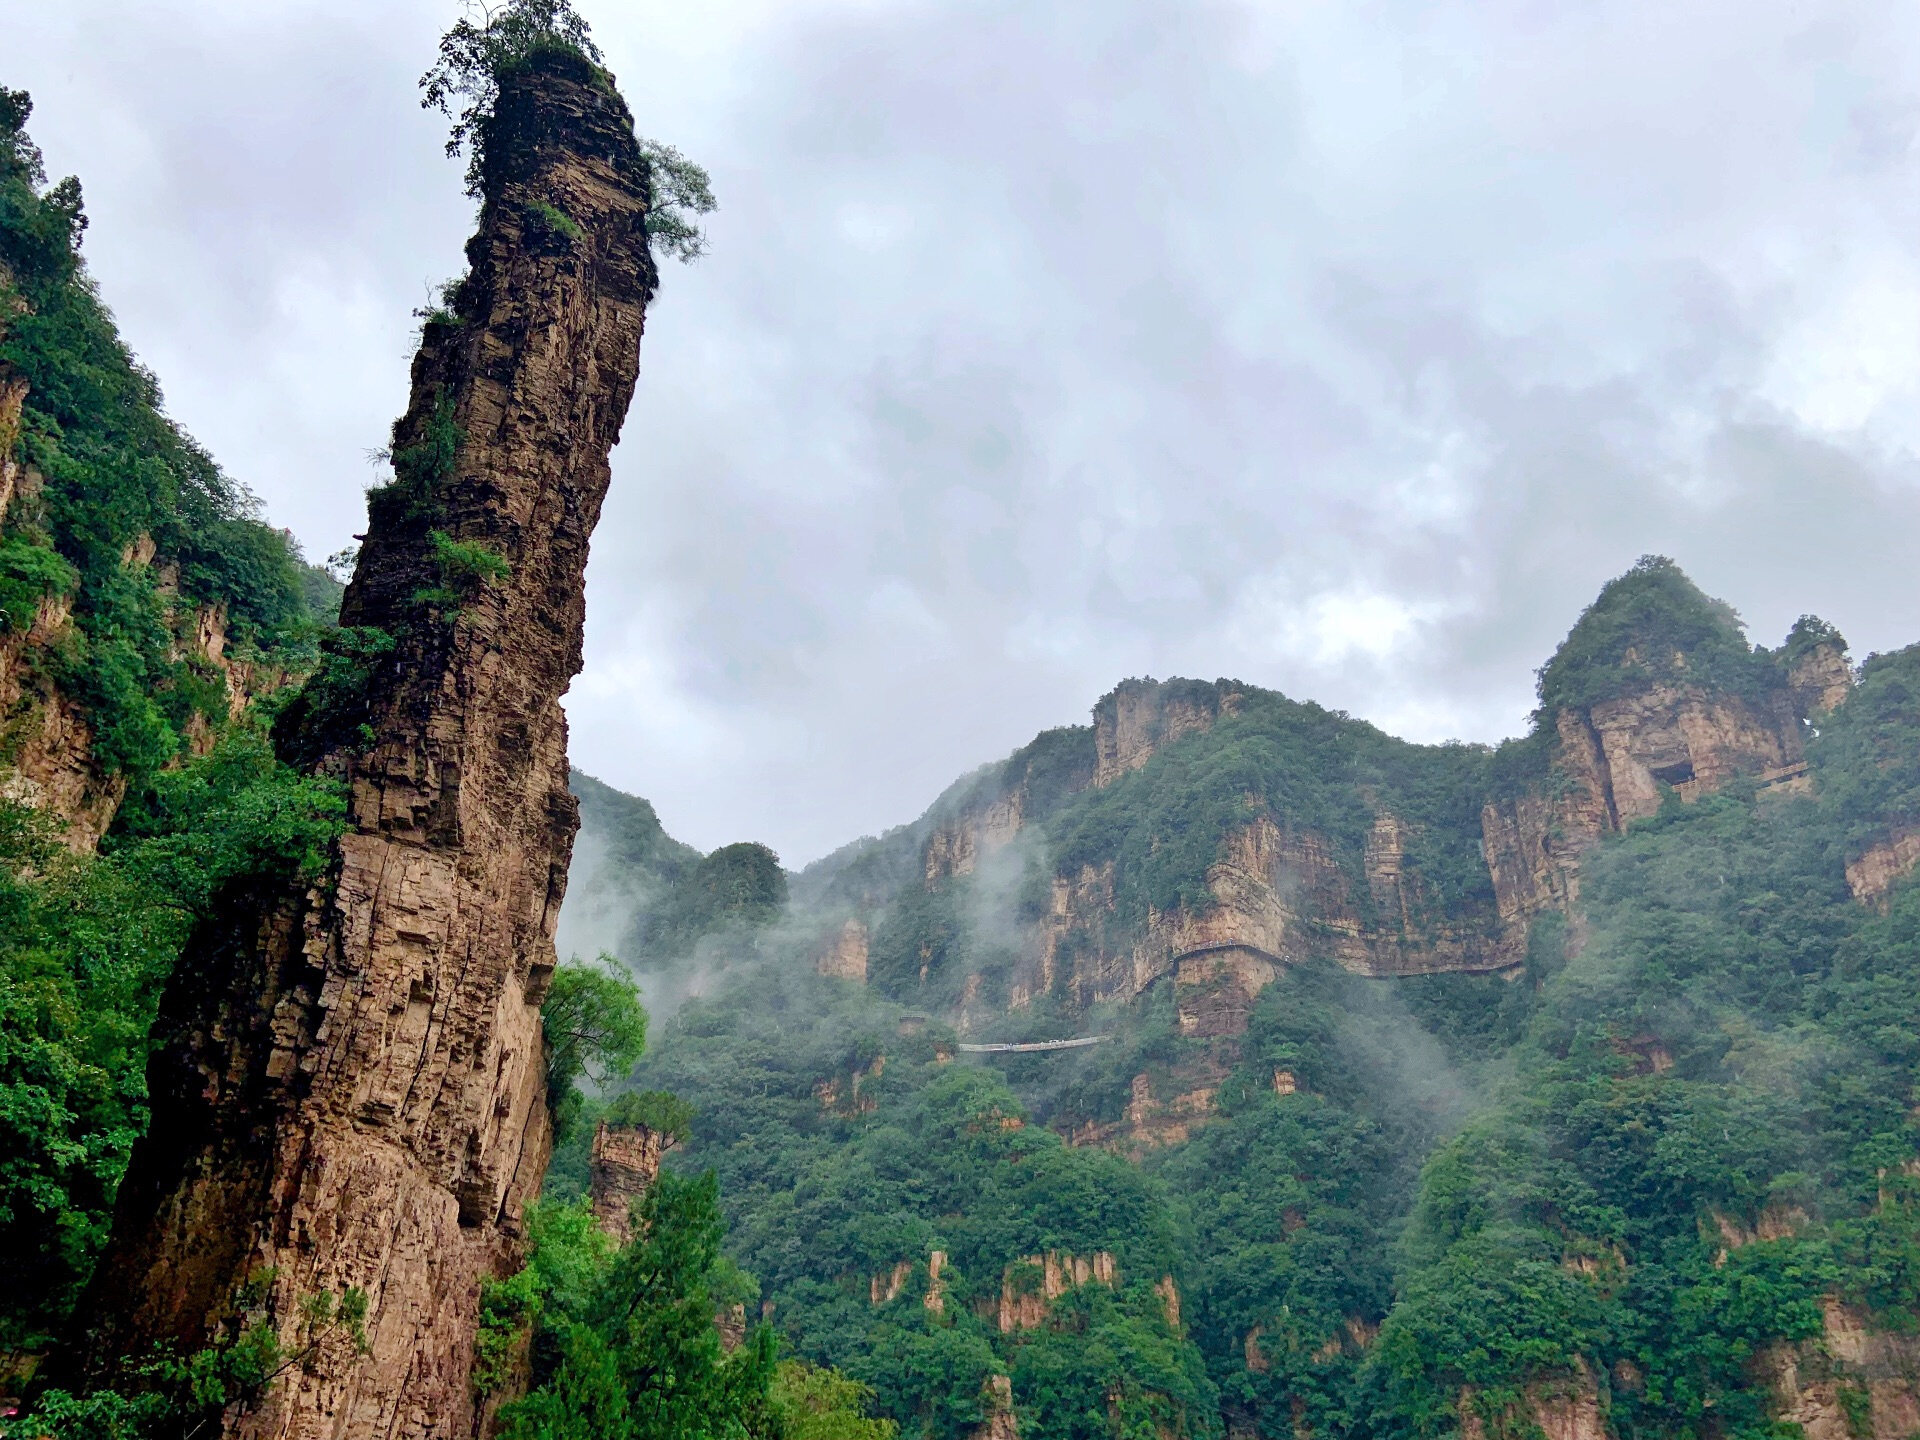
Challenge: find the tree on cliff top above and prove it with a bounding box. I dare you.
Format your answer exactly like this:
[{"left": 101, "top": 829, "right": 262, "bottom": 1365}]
[
  {"left": 1533, "top": 554, "right": 1774, "bottom": 720},
  {"left": 420, "top": 0, "right": 716, "bottom": 260}
]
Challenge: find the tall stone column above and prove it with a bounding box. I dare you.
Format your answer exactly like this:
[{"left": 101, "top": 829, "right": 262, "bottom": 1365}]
[{"left": 67, "top": 49, "right": 655, "bottom": 1440}]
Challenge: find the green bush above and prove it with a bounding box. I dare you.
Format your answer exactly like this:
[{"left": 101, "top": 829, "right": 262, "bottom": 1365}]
[{"left": 0, "top": 534, "right": 77, "bottom": 630}]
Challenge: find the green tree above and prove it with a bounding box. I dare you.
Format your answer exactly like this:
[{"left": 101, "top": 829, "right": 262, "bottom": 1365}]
[
  {"left": 418, "top": 0, "right": 716, "bottom": 259},
  {"left": 542, "top": 956, "right": 649, "bottom": 1142},
  {"left": 499, "top": 1170, "right": 779, "bottom": 1440}
]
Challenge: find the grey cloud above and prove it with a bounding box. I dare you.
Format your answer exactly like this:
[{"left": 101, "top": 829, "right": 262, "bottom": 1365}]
[{"left": 7, "top": 0, "right": 1920, "bottom": 862}]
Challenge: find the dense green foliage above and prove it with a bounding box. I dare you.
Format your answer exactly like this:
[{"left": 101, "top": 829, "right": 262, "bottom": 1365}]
[
  {"left": 492, "top": 1175, "right": 781, "bottom": 1440},
  {"left": 640, "top": 842, "right": 790, "bottom": 960},
  {"left": 0, "top": 721, "right": 346, "bottom": 1352},
  {"left": 0, "top": 89, "right": 332, "bottom": 784},
  {"left": 542, "top": 954, "right": 652, "bottom": 1144},
  {"left": 567, "top": 574, "right": 1920, "bottom": 1440},
  {"left": 1534, "top": 556, "right": 1778, "bottom": 719},
  {"left": 572, "top": 769, "right": 702, "bottom": 880},
  {"left": 623, "top": 968, "right": 1217, "bottom": 1440}
]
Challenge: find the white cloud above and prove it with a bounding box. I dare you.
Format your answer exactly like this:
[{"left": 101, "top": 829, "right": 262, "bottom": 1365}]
[{"left": 9, "top": 0, "right": 1920, "bottom": 861}]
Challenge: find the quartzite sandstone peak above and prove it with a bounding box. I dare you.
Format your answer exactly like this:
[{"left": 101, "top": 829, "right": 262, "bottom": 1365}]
[{"left": 68, "top": 51, "right": 656, "bottom": 1439}]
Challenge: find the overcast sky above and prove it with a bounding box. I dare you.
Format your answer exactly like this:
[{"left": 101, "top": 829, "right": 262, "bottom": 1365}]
[{"left": 7, "top": 0, "right": 1920, "bottom": 864}]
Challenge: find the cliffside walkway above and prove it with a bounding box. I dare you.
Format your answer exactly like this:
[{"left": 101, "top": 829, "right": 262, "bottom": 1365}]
[{"left": 957, "top": 1037, "right": 1109, "bottom": 1054}]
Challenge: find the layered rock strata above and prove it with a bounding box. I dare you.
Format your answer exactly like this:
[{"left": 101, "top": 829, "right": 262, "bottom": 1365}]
[
  {"left": 1093, "top": 678, "right": 1241, "bottom": 787},
  {"left": 1017, "top": 663, "right": 1850, "bottom": 1031},
  {"left": 589, "top": 1122, "right": 671, "bottom": 1244},
  {"left": 67, "top": 52, "right": 654, "bottom": 1440}
]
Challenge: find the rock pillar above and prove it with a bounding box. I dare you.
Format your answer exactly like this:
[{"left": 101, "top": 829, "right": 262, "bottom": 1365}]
[
  {"left": 67, "top": 49, "right": 655, "bottom": 1440},
  {"left": 587, "top": 1121, "right": 669, "bottom": 1243}
]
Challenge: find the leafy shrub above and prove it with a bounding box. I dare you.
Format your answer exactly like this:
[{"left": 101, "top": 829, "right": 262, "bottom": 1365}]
[
  {"left": 525, "top": 200, "right": 581, "bottom": 244},
  {"left": 0, "top": 535, "right": 76, "bottom": 631}
]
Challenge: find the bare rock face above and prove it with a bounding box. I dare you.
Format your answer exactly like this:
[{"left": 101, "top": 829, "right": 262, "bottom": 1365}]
[
  {"left": 1761, "top": 1300, "right": 1920, "bottom": 1440},
  {"left": 1846, "top": 828, "right": 1920, "bottom": 909},
  {"left": 816, "top": 917, "right": 871, "bottom": 981},
  {"left": 1458, "top": 1365, "right": 1606, "bottom": 1440},
  {"left": 994, "top": 1251, "right": 1118, "bottom": 1332},
  {"left": 589, "top": 1122, "right": 669, "bottom": 1244},
  {"left": 0, "top": 357, "right": 125, "bottom": 848},
  {"left": 67, "top": 52, "right": 655, "bottom": 1440},
  {"left": 1787, "top": 640, "right": 1855, "bottom": 719},
  {"left": 1483, "top": 678, "right": 1824, "bottom": 940},
  {"left": 1092, "top": 678, "right": 1240, "bottom": 787},
  {"left": 0, "top": 588, "right": 125, "bottom": 851},
  {"left": 972, "top": 1374, "right": 1020, "bottom": 1440},
  {"left": 924, "top": 787, "right": 1025, "bottom": 882}
]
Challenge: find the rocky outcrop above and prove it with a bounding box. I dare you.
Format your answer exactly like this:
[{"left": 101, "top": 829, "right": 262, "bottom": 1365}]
[
  {"left": 589, "top": 1122, "right": 670, "bottom": 1243},
  {"left": 816, "top": 917, "right": 870, "bottom": 981},
  {"left": 972, "top": 1374, "right": 1019, "bottom": 1440},
  {"left": 1484, "top": 675, "right": 1835, "bottom": 940},
  {"left": 1761, "top": 1300, "right": 1920, "bottom": 1440},
  {"left": 995, "top": 1251, "right": 1117, "bottom": 1332},
  {"left": 1030, "top": 815, "right": 1515, "bottom": 1023},
  {"left": 66, "top": 51, "right": 655, "bottom": 1440},
  {"left": 1064, "top": 1070, "right": 1221, "bottom": 1152},
  {"left": 1846, "top": 828, "right": 1920, "bottom": 909},
  {"left": 1093, "top": 679, "right": 1240, "bottom": 788},
  {"left": 1458, "top": 1364, "right": 1606, "bottom": 1440},
  {"left": 0, "top": 590, "right": 124, "bottom": 851},
  {"left": 1174, "top": 947, "right": 1279, "bottom": 1038},
  {"left": 925, "top": 788, "right": 1024, "bottom": 883},
  {"left": 815, "top": 1054, "right": 884, "bottom": 1117},
  {"left": 1788, "top": 640, "right": 1855, "bottom": 720}
]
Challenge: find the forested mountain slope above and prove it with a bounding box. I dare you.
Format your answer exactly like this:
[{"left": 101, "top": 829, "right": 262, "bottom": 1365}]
[
  {"left": 0, "top": 87, "right": 345, "bottom": 1360},
  {"left": 572, "top": 559, "right": 1920, "bottom": 1440},
  {"left": 9, "top": 21, "right": 1920, "bottom": 1440}
]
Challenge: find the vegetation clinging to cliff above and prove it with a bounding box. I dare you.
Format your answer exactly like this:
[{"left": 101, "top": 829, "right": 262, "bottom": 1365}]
[
  {"left": 0, "top": 88, "right": 331, "bottom": 781},
  {"left": 420, "top": 0, "right": 716, "bottom": 261},
  {"left": 0, "top": 721, "right": 345, "bottom": 1352},
  {"left": 1533, "top": 554, "right": 1777, "bottom": 721}
]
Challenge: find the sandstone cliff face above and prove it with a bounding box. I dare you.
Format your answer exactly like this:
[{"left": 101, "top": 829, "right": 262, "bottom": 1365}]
[
  {"left": 1846, "top": 829, "right": 1920, "bottom": 909},
  {"left": 0, "top": 589, "right": 123, "bottom": 850},
  {"left": 1481, "top": 679, "right": 1832, "bottom": 938},
  {"left": 1019, "top": 667, "right": 1839, "bottom": 1036},
  {"left": 1024, "top": 813, "right": 1511, "bottom": 1032},
  {"left": 994, "top": 1251, "right": 1118, "bottom": 1332},
  {"left": 816, "top": 917, "right": 871, "bottom": 981},
  {"left": 925, "top": 789, "right": 1024, "bottom": 883},
  {"left": 588, "top": 1122, "right": 669, "bottom": 1244},
  {"left": 1788, "top": 640, "right": 1855, "bottom": 720},
  {"left": 1458, "top": 1366, "right": 1607, "bottom": 1440},
  {"left": 1092, "top": 679, "right": 1240, "bottom": 788},
  {"left": 69, "top": 53, "right": 655, "bottom": 1440},
  {"left": 1762, "top": 1299, "right": 1920, "bottom": 1440},
  {"left": 0, "top": 350, "right": 121, "bottom": 848}
]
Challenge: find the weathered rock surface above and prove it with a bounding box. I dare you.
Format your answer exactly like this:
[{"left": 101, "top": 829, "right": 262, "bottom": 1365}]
[
  {"left": 67, "top": 52, "right": 655, "bottom": 1440},
  {"left": 994, "top": 1251, "right": 1117, "bottom": 1332},
  {"left": 588, "top": 1122, "right": 670, "bottom": 1244},
  {"left": 816, "top": 917, "right": 870, "bottom": 981},
  {"left": 1093, "top": 678, "right": 1240, "bottom": 787},
  {"left": 1761, "top": 1300, "right": 1920, "bottom": 1440},
  {"left": 1483, "top": 675, "right": 1843, "bottom": 936},
  {"left": 924, "top": 788, "right": 1024, "bottom": 883},
  {"left": 1847, "top": 827, "right": 1920, "bottom": 909},
  {"left": 1458, "top": 1364, "right": 1607, "bottom": 1440}
]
